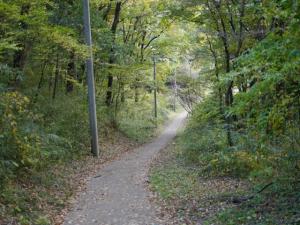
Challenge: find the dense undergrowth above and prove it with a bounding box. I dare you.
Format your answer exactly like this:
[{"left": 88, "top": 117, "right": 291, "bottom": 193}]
[
  {"left": 151, "top": 97, "right": 299, "bottom": 224},
  {"left": 151, "top": 4, "right": 300, "bottom": 224},
  {"left": 0, "top": 1, "right": 182, "bottom": 223},
  {"left": 177, "top": 99, "right": 300, "bottom": 224},
  {"left": 0, "top": 85, "right": 171, "bottom": 224}
]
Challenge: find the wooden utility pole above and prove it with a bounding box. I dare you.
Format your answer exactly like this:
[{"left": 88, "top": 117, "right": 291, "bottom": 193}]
[
  {"left": 153, "top": 57, "right": 158, "bottom": 125},
  {"left": 173, "top": 67, "right": 177, "bottom": 112},
  {"left": 83, "top": 0, "right": 100, "bottom": 157}
]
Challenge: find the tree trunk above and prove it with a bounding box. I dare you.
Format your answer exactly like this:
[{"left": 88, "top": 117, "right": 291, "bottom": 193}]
[
  {"left": 213, "top": 0, "right": 234, "bottom": 146},
  {"left": 207, "top": 36, "right": 224, "bottom": 116},
  {"left": 33, "top": 61, "right": 47, "bottom": 103},
  {"left": 11, "top": 3, "right": 31, "bottom": 87},
  {"left": 66, "top": 52, "right": 76, "bottom": 93},
  {"left": 106, "top": 1, "right": 122, "bottom": 106},
  {"left": 52, "top": 54, "right": 60, "bottom": 100}
]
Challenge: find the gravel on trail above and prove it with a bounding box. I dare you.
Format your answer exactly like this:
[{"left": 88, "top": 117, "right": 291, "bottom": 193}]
[{"left": 63, "top": 112, "right": 187, "bottom": 225}]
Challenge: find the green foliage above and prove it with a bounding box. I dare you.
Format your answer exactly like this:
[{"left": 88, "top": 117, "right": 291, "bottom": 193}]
[
  {"left": 0, "top": 0, "right": 177, "bottom": 184},
  {"left": 0, "top": 0, "right": 184, "bottom": 223},
  {"left": 37, "top": 92, "right": 90, "bottom": 161},
  {"left": 1, "top": 0, "right": 299, "bottom": 224},
  {"left": 118, "top": 95, "right": 171, "bottom": 142},
  {"left": 177, "top": 98, "right": 225, "bottom": 166},
  {"left": 174, "top": 1, "right": 300, "bottom": 223},
  {"left": 0, "top": 92, "right": 41, "bottom": 186}
]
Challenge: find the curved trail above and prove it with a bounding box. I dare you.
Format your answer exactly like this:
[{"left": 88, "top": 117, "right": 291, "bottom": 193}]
[{"left": 63, "top": 112, "right": 187, "bottom": 225}]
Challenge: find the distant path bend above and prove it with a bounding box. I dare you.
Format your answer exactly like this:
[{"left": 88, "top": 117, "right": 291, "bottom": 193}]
[{"left": 63, "top": 112, "right": 187, "bottom": 225}]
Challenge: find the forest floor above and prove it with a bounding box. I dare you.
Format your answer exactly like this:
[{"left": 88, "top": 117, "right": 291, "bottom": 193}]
[
  {"left": 62, "top": 112, "right": 187, "bottom": 225},
  {"left": 149, "top": 139, "right": 250, "bottom": 225},
  {"left": 0, "top": 130, "right": 140, "bottom": 225},
  {"left": 0, "top": 110, "right": 181, "bottom": 225}
]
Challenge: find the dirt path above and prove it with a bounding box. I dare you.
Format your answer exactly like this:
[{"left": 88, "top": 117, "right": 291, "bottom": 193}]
[{"left": 63, "top": 112, "right": 187, "bottom": 225}]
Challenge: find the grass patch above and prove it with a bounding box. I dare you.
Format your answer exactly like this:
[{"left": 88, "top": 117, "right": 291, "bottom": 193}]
[
  {"left": 151, "top": 163, "right": 199, "bottom": 200},
  {"left": 149, "top": 141, "right": 249, "bottom": 224},
  {"left": 206, "top": 183, "right": 300, "bottom": 225}
]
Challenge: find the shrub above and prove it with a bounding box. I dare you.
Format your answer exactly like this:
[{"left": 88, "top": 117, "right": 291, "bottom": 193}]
[
  {"left": 0, "top": 92, "right": 41, "bottom": 187},
  {"left": 117, "top": 95, "right": 170, "bottom": 142},
  {"left": 36, "top": 93, "right": 91, "bottom": 161}
]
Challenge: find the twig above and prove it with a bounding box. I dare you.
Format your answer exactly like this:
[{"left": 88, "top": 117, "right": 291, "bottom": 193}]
[{"left": 232, "top": 182, "right": 274, "bottom": 204}]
